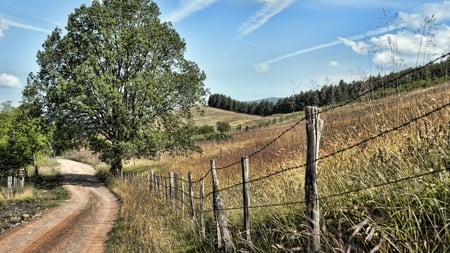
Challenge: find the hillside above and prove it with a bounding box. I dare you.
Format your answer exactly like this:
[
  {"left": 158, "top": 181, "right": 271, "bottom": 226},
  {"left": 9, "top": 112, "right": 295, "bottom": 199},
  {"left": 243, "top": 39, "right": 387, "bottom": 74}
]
[{"left": 191, "top": 106, "right": 262, "bottom": 128}]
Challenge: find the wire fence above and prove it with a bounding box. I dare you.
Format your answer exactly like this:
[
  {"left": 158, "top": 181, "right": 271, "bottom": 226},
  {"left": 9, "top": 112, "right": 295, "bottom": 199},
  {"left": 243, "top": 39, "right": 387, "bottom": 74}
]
[{"left": 120, "top": 52, "right": 450, "bottom": 252}]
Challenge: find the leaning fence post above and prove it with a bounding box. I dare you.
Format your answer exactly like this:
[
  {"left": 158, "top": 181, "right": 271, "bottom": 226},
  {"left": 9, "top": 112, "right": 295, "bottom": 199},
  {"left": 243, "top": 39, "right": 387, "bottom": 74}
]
[
  {"left": 188, "top": 172, "right": 196, "bottom": 232},
  {"left": 305, "top": 106, "right": 323, "bottom": 253},
  {"left": 241, "top": 156, "right": 252, "bottom": 248},
  {"left": 211, "top": 159, "right": 235, "bottom": 252}
]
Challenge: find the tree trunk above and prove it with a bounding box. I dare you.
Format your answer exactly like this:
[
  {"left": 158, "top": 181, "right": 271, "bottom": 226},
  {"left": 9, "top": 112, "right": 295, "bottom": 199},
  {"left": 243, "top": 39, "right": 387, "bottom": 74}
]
[
  {"left": 33, "top": 152, "right": 39, "bottom": 177},
  {"left": 111, "top": 156, "right": 122, "bottom": 176}
]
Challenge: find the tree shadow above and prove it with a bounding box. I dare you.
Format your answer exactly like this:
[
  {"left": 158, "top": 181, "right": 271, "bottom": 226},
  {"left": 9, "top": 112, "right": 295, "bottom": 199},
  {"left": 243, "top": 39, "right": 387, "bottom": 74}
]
[{"left": 61, "top": 173, "right": 104, "bottom": 188}]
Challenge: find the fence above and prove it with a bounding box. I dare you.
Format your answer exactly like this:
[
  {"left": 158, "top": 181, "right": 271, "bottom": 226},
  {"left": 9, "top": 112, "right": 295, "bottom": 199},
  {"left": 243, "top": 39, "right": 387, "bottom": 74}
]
[
  {"left": 0, "top": 168, "right": 28, "bottom": 199},
  {"left": 120, "top": 53, "right": 450, "bottom": 252}
]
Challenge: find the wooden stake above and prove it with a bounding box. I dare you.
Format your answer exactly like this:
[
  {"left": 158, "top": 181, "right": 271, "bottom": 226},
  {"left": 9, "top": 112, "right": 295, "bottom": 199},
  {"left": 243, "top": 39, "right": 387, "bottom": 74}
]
[
  {"left": 211, "top": 160, "right": 234, "bottom": 252},
  {"left": 305, "top": 106, "right": 323, "bottom": 253}
]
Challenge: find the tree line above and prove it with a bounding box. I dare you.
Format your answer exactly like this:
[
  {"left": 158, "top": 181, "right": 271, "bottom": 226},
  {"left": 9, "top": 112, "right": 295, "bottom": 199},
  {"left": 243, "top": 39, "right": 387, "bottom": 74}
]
[{"left": 208, "top": 57, "right": 449, "bottom": 116}]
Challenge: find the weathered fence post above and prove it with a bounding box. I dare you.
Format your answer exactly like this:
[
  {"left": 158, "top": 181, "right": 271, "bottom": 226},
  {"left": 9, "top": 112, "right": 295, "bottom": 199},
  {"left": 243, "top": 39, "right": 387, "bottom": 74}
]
[
  {"left": 211, "top": 159, "right": 234, "bottom": 252},
  {"left": 241, "top": 156, "right": 252, "bottom": 248},
  {"left": 174, "top": 173, "right": 179, "bottom": 212},
  {"left": 170, "top": 172, "right": 175, "bottom": 208},
  {"left": 164, "top": 174, "right": 169, "bottom": 201},
  {"left": 188, "top": 172, "right": 196, "bottom": 232},
  {"left": 150, "top": 170, "right": 154, "bottom": 192},
  {"left": 305, "top": 106, "right": 323, "bottom": 253},
  {"left": 181, "top": 175, "right": 185, "bottom": 219},
  {"left": 7, "top": 175, "right": 12, "bottom": 199},
  {"left": 200, "top": 178, "right": 206, "bottom": 241}
]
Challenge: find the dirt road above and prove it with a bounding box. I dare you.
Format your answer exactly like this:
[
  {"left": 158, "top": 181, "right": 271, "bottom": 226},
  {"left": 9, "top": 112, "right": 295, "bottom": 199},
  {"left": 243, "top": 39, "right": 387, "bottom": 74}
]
[{"left": 0, "top": 159, "right": 119, "bottom": 253}]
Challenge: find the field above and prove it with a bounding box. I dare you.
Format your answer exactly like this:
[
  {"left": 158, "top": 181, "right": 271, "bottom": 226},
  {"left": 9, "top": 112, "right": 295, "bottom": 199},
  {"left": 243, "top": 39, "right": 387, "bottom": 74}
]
[{"left": 104, "top": 83, "right": 449, "bottom": 252}]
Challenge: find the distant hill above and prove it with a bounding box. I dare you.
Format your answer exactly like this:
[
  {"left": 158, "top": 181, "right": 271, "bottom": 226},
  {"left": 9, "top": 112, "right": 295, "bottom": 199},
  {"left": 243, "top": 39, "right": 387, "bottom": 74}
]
[{"left": 247, "top": 97, "right": 281, "bottom": 104}]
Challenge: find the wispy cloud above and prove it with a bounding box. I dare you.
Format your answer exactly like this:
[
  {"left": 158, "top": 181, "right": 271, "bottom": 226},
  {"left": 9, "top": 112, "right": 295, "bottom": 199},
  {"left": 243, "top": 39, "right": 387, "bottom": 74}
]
[
  {"left": 163, "top": 0, "right": 218, "bottom": 23},
  {"left": 254, "top": 25, "right": 395, "bottom": 73},
  {"left": 342, "top": 1, "right": 450, "bottom": 68},
  {"left": 0, "top": 73, "right": 21, "bottom": 88},
  {"left": 239, "top": 0, "right": 295, "bottom": 37},
  {"left": 329, "top": 61, "right": 340, "bottom": 67},
  {"left": 0, "top": 16, "right": 51, "bottom": 37}
]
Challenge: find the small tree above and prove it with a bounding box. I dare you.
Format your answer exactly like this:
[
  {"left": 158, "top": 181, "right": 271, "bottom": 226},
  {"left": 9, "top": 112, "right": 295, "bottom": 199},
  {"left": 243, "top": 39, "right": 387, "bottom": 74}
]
[
  {"left": 0, "top": 102, "right": 50, "bottom": 176},
  {"left": 216, "top": 121, "right": 231, "bottom": 133}
]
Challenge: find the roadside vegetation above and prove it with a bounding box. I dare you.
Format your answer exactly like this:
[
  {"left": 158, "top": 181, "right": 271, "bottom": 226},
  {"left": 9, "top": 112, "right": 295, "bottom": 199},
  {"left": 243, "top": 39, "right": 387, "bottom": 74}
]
[{"left": 0, "top": 158, "right": 68, "bottom": 233}]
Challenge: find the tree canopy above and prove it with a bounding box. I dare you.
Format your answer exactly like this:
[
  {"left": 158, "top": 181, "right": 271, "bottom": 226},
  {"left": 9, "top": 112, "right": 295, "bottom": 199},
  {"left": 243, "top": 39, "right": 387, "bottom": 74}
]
[
  {"left": 0, "top": 102, "right": 50, "bottom": 174},
  {"left": 24, "top": 0, "right": 208, "bottom": 174}
]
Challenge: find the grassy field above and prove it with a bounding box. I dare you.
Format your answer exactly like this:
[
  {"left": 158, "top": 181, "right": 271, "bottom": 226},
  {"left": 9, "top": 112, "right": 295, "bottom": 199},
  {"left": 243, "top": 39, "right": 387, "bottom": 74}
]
[{"left": 103, "top": 83, "right": 449, "bottom": 252}]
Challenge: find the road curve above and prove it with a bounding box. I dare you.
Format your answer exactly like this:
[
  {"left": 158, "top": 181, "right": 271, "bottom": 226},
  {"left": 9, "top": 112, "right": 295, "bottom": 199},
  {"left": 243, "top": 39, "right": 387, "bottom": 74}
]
[{"left": 0, "top": 158, "right": 119, "bottom": 253}]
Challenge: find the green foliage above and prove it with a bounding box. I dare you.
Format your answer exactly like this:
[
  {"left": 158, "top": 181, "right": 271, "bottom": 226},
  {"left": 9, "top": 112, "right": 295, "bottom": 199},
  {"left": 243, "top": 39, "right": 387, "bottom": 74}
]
[
  {"left": 216, "top": 121, "right": 231, "bottom": 133},
  {"left": 0, "top": 103, "right": 51, "bottom": 173},
  {"left": 24, "top": 0, "right": 208, "bottom": 174}
]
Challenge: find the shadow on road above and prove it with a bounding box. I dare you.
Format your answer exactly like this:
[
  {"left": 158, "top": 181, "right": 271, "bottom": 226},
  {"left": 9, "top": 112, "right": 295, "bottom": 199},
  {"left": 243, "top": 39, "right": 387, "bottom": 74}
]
[{"left": 61, "top": 174, "right": 104, "bottom": 188}]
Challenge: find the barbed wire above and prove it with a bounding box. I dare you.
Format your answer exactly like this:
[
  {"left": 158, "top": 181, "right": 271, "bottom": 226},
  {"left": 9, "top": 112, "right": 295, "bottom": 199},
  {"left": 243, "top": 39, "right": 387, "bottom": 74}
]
[{"left": 202, "top": 167, "right": 448, "bottom": 213}]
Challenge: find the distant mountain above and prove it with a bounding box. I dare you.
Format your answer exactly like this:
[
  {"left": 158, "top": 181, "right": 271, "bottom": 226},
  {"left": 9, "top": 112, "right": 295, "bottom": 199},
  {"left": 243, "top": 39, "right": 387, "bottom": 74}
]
[{"left": 247, "top": 97, "right": 281, "bottom": 104}]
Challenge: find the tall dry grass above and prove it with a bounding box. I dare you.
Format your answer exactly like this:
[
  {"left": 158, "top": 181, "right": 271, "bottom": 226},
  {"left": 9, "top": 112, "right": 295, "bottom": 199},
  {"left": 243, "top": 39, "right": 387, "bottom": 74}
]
[{"left": 106, "top": 84, "right": 449, "bottom": 252}]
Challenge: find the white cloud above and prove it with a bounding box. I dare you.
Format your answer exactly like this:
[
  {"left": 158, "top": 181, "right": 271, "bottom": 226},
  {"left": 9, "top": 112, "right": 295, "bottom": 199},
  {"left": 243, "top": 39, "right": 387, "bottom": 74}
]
[
  {"left": 329, "top": 61, "right": 340, "bottom": 67},
  {"left": 0, "top": 18, "right": 9, "bottom": 38},
  {"left": 0, "top": 16, "right": 51, "bottom": 36},
  {"left": 239, "top": 0, "right": 295, "bottom": 36},
  {"left": 164, "top": 0, "right": 218, "bottom": 23},
  {"left": 253, "top": 1, "right": 450, "bottom": 74},
  {"left": 422, "top": 1, "right": 450, "bottom": 23},
  {"left": 255, "top": 63, "right": 270, "bottom": 73},
  {"left": 338, "top": 37, "right": 369, "bottom": 55},
  {"left": 0, "top": 73, "right": 21, "bottom": 88}
]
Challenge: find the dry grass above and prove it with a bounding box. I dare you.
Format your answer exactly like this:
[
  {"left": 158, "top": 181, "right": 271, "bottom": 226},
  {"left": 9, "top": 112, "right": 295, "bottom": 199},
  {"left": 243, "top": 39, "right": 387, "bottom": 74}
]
[{"left": 106, "top": 84, "right": 449, "bottom": 252}]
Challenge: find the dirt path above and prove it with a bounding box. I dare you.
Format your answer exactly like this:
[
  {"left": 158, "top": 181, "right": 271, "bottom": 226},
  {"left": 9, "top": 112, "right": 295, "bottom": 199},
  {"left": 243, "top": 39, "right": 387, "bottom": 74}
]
[{"left": 0, "top": 159, "right": 119, "bottom": 253}]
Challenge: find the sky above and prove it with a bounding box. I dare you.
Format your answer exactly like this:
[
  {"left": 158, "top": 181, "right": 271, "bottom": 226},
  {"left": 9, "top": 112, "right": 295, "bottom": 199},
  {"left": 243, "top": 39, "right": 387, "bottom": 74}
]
[{"left": 1, "top": 0, "right": 450, "bottom": 105}]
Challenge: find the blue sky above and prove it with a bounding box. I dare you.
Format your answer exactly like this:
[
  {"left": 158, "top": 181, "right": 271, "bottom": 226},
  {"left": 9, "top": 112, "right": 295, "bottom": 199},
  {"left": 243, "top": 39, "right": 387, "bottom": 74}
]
[{"left": 1, "top": 0, "right": 450, "bottom": 105}]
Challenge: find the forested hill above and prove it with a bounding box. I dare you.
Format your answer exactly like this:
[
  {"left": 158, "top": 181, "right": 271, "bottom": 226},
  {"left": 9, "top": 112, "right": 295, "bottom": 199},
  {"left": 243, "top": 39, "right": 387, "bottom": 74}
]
[{"left": 208, "top": 57, "right": 449, "bottom": 116}]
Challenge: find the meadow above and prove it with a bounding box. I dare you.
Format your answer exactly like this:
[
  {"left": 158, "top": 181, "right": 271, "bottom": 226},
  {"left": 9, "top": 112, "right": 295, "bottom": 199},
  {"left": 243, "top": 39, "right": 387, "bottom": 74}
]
[{"left": 98, "top": 81, "right": 450, "bottom": 252}]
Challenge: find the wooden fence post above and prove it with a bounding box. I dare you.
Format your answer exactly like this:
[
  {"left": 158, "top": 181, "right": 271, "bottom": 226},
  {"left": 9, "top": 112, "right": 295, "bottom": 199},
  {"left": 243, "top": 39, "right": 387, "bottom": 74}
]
[
  {"left": 211, "top": 159, "right": 235, "bottom": 252},
  {"left": 174, "top": 173, "right": 179, "bottom": 212},
  {"left": 181, "top": 175, "right": 185, "bottom": 219},
  {"left": 241, "top": 156, "right": 252, "bottom": 248},
  {"left": 150, "top": 170, "right": 154, "bottom": 192},
  {"left": 188, "top": 172, "right": 196, "bottom": 232},
  {"left": 305, "top": 106, "right": 323, "bottom": 253},
  {"left": 200, "top": 178, "right": 206, "bottom": 241},
  {"left": 170, "top": 172, "right": 175, "bottom": 208},
  {"left": 7, "top": 176, "right": 12, "bottom": 199}
]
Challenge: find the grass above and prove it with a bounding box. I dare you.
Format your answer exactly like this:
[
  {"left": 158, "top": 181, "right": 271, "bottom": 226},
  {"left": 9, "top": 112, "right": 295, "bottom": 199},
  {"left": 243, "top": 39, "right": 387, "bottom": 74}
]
[{"left": 103, "top": 84, "right": 449, "bottom": 252}]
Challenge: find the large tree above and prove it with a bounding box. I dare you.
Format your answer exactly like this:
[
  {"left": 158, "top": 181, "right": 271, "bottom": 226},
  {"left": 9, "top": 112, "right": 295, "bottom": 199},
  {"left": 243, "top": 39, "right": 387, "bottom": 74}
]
[{"left": 24, "top": 0, "right": 207, "bottom": 174}]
